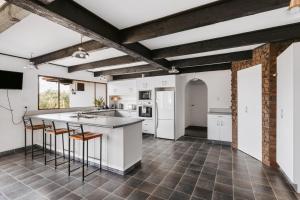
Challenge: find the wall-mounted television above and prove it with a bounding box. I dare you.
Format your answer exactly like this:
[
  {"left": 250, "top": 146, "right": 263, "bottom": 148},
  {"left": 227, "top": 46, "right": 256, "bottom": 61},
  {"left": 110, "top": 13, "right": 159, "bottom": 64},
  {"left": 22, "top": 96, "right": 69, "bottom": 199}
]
[{"left": 0, "top": 70, "right": 23, "bottom": 90}]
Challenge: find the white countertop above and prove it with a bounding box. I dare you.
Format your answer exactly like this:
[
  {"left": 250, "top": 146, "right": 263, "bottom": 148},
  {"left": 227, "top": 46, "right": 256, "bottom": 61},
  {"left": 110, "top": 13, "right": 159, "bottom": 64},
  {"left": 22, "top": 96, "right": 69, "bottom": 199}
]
[{"left": 30, "top": 112, "right": 143, "bottom": 128}]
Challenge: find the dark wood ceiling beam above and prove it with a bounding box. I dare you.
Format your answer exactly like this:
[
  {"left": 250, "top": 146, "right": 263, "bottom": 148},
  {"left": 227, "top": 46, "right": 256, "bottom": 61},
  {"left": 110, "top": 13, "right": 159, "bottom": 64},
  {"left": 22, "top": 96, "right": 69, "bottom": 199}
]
[
  {"left": 112, "top": 63, "right": 232, "bottom": 80},
  {"left": 171, "top": 50, "right": 252, "bottom": 68},
  {"left": 94, "top": 64, "right": 159, "bottom": 77},
  {"left": 180, "top": 63, "right": 231, "bottom": 73},
  {"left": 31, "top": 40, "right": 107, "bottom": 65},
  {"left": 68, "top": 55, "right": 138, "bottom": 73},
  {"left": 0, "top": 3, "right": 30, "bottom": 33},
  {"left": 7, "top": 0, "right": 170, "bottom": 70},
  {"left": 153, "top": 22, "right": 300, "bottom": 59},
  {"left": 121, "top": 0, "right": 290, "bottom": 44}
]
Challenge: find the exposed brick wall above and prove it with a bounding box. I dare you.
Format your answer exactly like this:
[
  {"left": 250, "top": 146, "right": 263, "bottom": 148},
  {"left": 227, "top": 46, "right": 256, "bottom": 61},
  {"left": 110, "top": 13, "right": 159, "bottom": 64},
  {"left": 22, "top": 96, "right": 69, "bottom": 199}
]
[{"left": 231, "top": 42, "right": 292, "bottom": 167}]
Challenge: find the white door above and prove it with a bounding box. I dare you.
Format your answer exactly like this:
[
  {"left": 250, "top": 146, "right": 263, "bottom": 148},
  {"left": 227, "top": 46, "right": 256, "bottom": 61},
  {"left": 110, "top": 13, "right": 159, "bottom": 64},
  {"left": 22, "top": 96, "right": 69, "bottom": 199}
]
[
  {"left": 277, "top": 47, "right": 294, "bottom": 181},
  {"left": 238, "top": 65, "right": 262, "bottom": 161}
]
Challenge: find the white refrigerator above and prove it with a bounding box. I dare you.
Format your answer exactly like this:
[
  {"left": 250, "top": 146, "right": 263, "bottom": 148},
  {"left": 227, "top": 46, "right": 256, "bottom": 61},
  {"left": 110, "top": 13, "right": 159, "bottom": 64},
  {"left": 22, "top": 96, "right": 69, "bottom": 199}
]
[{"left": 155, "top": 88, "right": 175, "bottom": 140}]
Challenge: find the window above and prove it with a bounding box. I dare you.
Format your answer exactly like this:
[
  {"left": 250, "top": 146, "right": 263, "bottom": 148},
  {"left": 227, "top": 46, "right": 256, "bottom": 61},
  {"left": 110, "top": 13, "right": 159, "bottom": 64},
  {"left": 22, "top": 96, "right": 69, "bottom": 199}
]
[
  {"left": 38, "top": 76, "right": 106, "bottom": 110},
  {"left": 39, "top": 77, "right": 60, "bottom": 109}
]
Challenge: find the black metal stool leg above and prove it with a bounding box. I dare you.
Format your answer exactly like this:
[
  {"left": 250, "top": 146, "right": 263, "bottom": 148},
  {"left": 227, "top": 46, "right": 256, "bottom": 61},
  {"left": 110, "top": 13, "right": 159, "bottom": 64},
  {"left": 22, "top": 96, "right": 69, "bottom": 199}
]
[
  {"left": 62, "top": 134, "right": 65, "bottom": 158},
  {"left": 82, "top": 140, "right": 85, "bottom": 182},
  {"left": 73, "top": 139, "right": 75, "bottom": 163},
  {"left": 87, "top": 140, "right": 89, "bottom": 167},
  {"left": 50, "top": 135, "right": 52, "bottom": 155},
  {"left": 42, "top": 128, "right": 45, "bottom": 152},
  {"left": 44, "top": 132, "right": 47, "bottom": 165},
  {"left": 24, "top": 128, "right": 27, "bottom": 156},
  {"left": 100, "top": 137, "right": 102, "bottom": 171},
  {"left": 31, "top": 129, "right": 34, "bottom": 159},
  {"left": 68, "top": 133, "right": 71, "bottom": 176},
  {"left": 54, "top": 134, "right": 57, "bottom": 169}
]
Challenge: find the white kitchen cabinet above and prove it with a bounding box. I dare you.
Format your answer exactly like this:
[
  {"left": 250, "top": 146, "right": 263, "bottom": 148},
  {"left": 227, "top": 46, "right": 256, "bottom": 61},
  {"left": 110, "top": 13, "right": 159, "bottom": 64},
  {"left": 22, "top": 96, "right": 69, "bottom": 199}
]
[
  {"left": 136, "top": 78, "right": 151, "bottom": 90},
  {"left": 142, "top": 119, "right": 154, "bottom": 134},
  {"left": 98, "top": 111, "right": 115, "bottom": 116},
  {"left": 208, "top": 114, "right": 232, "bottom": 142},
  {"left": 108, "top": 80, "right": 136, "bottom": 96},
  {"left": 129, "top": 111, "right": 138, "bottom": 118},
  {"left": 116, "top": 110, "right": 138, "bottom": 118},
  {"left": 276, "top": 43, "right": 300, "bottom": 192},
  {"left": 152, "top": 75, "right": 175, "bottom": 88}
]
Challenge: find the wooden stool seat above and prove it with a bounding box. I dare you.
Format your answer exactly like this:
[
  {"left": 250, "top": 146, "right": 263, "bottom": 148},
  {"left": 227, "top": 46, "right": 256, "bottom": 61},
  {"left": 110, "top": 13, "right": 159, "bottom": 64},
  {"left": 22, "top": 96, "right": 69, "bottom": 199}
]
[
  {"left": 26, "top": 124, "right": 51, "bottom": 131},
  {"left": 70, "top": 132, "right": 102, "bottom": 141},
  {"left": 47, "top": 128, "right": 73, "bottom": 135}
]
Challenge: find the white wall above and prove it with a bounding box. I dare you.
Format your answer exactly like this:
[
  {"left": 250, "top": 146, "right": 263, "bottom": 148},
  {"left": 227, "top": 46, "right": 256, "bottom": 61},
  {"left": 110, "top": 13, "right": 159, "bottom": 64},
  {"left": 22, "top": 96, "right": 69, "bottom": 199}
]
[
  {"left": 185, "top": 80, "right": 208, "bottom": 127},
  {"left": 70, "top": 82, "right": 95, "bottom": 107},
  {"left": 0, "top": 54, "right": 106, "bottom": 153},
  {"left": 175, "top": 70, "right": 231, "bottom": 139},
  {"left": 277, "top": 42, "right": 300, "bottom": 192}
]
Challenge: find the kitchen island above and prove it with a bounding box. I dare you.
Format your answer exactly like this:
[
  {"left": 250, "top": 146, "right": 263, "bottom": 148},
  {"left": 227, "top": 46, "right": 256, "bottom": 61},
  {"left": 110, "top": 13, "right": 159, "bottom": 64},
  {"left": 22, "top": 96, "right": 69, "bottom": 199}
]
[{"left": 30, "top": 111, "right": 143, "bottom": 175}]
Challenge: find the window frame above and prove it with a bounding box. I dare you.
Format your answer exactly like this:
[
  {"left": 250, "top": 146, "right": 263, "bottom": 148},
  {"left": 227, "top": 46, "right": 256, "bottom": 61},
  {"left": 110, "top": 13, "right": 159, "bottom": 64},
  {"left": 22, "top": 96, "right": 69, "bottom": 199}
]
[{"left": 38, "top": 75, "right": 107, "bottom": 110}]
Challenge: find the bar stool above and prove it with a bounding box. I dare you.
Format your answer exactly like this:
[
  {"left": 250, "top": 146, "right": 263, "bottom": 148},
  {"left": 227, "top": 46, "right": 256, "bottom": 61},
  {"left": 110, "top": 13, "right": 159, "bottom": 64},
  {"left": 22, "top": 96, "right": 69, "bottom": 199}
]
[
  {"left": 44, "top": 121, "right": 74, "bottom": 169},
  {"left": 23, "top": 117, "right": 51, "bottom": 159},
  {"left": 67, "top": 123, "right": 103, "bottom": 182}
]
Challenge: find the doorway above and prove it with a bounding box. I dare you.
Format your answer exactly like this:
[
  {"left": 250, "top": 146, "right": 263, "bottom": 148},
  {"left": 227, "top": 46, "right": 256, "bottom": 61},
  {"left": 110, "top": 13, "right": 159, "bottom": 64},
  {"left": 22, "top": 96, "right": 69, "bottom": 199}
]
[{"left": 185, "top": 79, "right": 208, "bottom": 138}]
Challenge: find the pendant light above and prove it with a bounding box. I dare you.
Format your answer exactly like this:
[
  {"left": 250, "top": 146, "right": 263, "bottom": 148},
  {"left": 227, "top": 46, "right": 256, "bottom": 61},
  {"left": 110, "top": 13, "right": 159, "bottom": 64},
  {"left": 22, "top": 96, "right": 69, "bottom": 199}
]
[
  {"left": 289, "top": 0, "right": 300, "bottom": 9},
  {"left": 168, "top": 66, "right": 179, "bottom": 74},
  {"left": 24, "top": 53, "right": 38, "bottom": 70},
  {"left": 72, "top": 35, "right": 89, "bottom": 59}
]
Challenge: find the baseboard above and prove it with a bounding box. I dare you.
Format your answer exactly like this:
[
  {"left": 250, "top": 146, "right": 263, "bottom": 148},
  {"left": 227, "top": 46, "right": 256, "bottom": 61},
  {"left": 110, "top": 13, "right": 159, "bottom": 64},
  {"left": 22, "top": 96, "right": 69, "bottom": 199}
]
[
  {"left": 278, "top": 166, "right": 299, "bottom": 193},
  {"left": 0, "top": 145, "right": 38, "bottom": 158},
  {"left": 207, "top": 140, "right": 231, "bottom": 146}
]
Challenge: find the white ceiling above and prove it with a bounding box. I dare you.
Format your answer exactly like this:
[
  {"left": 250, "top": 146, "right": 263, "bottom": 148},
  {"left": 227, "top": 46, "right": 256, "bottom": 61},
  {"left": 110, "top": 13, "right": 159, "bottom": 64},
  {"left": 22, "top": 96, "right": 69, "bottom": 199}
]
[
  {"left": 141, "top": 7, "right": 300, "bottom": 50},
  {"left": 51, "top": 48, "right": 126, "bottom": 67},
  {"left": 74, "top": 0, "right": 218, "bottom": 29},
  {"left": 0, "top": 14, "right": 91, "bottom": 58},
  {"left": 88, "top": 61, "right": 148, "bottom": 72},
  {"left": 167, "top": 44, "right": 263, "bottom": 61}
]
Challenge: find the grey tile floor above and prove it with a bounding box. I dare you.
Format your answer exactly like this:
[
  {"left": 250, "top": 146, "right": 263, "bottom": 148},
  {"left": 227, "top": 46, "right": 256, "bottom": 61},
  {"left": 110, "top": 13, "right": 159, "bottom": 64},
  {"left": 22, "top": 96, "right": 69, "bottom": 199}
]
[{"left": 0, "top": 135, "right": 299, "bottom": 200}]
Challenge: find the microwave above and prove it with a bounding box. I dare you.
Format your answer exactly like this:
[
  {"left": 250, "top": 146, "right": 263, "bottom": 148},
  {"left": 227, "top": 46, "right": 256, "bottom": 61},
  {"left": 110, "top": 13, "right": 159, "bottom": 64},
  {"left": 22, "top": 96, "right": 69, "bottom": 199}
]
[{"left": 139, "top": 90, "right": 151, "bottom": 100}]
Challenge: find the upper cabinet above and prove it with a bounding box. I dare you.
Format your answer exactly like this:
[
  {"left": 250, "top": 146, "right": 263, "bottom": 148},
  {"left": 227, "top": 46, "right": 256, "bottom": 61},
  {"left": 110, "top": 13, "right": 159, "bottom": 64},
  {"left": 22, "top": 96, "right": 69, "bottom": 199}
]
[
  {"left": 136, "top": 75, "right": 176, "bottom": 91},
  {"left": 136, "top": 77, "right": 152, "bottom": 90},
  {"left": 108, "top": 80, "right": 137, "bottom": 96},
  {"left": 152, "top": 75, "right": 176, "bottom": 88},
  {"left": 108, "top": 75, "right": 176, "bottom": 97}
]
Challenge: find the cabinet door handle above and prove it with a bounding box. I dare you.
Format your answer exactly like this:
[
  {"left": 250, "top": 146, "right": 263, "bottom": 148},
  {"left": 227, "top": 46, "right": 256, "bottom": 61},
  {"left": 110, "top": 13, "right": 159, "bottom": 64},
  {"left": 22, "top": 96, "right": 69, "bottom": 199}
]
[
  {"left": 221, "top": 121, "right": 223, "bottom": 126},
  {"left": 217, "top": 121, "right": 219, "bottom": 126}
]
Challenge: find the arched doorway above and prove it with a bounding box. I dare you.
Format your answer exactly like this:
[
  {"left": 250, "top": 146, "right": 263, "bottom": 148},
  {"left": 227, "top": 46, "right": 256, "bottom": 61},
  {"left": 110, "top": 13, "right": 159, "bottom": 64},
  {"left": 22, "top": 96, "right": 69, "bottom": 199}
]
[{"left": 185, "top": 79, "right": 208, "bottom": 138}]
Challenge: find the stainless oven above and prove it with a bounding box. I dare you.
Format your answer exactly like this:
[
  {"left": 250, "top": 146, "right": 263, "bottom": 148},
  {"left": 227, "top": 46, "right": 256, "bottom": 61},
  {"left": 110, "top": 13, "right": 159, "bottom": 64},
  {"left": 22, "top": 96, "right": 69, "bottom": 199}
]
[
  {"left": 138, "top": 105, "right": 152, "bottom": 118},
  {"left": 139, "top": 90, "right": 151, "bottom": 100}
]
